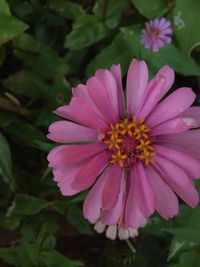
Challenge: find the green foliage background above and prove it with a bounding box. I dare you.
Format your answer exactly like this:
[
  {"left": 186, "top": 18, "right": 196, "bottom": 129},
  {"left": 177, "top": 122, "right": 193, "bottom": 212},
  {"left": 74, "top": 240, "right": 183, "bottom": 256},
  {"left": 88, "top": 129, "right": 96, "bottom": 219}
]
[{"left": 0, "top": 0, "right": 200, "bottom": 266}]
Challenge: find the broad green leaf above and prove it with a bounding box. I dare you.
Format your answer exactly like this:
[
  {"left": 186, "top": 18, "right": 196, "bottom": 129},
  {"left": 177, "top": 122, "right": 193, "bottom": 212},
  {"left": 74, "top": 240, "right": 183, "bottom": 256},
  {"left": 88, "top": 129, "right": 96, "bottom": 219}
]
[
  {"left": 94, "top": 0, "right": 128, "bottom": 29},
  {"left": 0, "top": 247, "right": 20, "bottom": 265},
  {"left": 170, "top": 250, "right": 200, "bottom": 267},
  {"left": 87, "top": 27, "right": 138, "bottom": 76},
  {"left": 14, "top": 48, "right": 70, "bottom": 79},
  {"left": 31, "top": 48, "right": 70, "bottom": 79},
  {"left": 20, "top": 223, "right": 37, "bottom": 242},
  {"left": 3, "top": 70, "right": 49, "bottom": 98},
  {"left": 65, "top": 48, "right": 87, "bottom": 74},
  {"left": 0, "top": 213, "right": 20, "bottom": 230},
  {"left": 0, "top": 0, "right": 10, "bottom": 15},
  {"left": 67, "top": 204, "right": 92, "bottom": 235},
  {"left": 173, "top": 0, "right": 200, "bottom": 54},
  {"left": 42, "top": 234, "right": 56, "bottom": 250},
  {"left": 165, "top": 227, "right": 200, "bottom": 245},
  {"left": 173, "top": 204, "right": 200, "bottom": 230},
  {"left": 0, "top": 110, "right": 17, "bottom": 128},
  {"left": 0, "top": 13, "right": 28, "bottom": 45},
  {"left": 13, "top": 33, "right": 41, "bottom": 53},
  {"left": 33, "top": 140, "right": 56, "bottom": 152},
  {"left": 18, "top": 241, "right": 40, "bottom": 267},
  {"left": 11, "top": 1, "right": 33, "bottom": 18},
  {"left": 151, "top": 44, "right": 200, "bottom": 76},
  {"left": 48, "top": 0, "right": 85, "bottom": 20},
  {"left": 0, "top": 132, "right": 15, "bottom": 190},
  {"left": 5, "top": 120, "right": 44, "bottom": 147},
  {"left": 130, "top": 0, "right": 169, "bottom": 19},
  {"left": 41, "top": 250, "right": 82, "bottom": 267},
  {"left": 7, "top": 194, "right": 48, "bottom": 216},
  {"left": 168, "top": 236, "right": 196, "bottom": 262},
  {"left": 64, "top": 15, "right": 107, "bottom": 50}
]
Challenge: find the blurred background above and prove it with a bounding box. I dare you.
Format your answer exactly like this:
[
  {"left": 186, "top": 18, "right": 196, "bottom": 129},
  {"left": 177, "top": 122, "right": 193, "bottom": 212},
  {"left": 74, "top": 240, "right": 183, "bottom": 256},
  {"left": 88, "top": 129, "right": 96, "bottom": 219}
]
[{"left": 0, "top": 0, "right": 200, "bottom": 266}]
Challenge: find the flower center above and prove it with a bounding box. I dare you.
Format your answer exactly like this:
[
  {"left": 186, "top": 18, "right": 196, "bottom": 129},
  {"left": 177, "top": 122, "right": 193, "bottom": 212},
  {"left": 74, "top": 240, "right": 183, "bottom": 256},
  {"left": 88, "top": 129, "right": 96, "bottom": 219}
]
[
  {"left": 101, "top": 117, "right": 156, "bottom": 168},
  {"left": 148, "top": 27, "right": 160, "bottom": 41}
]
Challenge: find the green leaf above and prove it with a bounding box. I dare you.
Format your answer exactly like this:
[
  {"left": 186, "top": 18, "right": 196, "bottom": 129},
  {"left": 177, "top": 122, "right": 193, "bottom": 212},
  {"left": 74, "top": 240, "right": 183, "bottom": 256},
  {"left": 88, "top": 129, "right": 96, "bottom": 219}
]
[
  {"left": 0, "top": 0, "right": 11, "bottom": 15},
  {"left": 94, "top": 0, "right": 128, "bottom": 29},
  {"left": 14, "top": 48, "right": 70, "bottom": 79},
  {"left": 0, "top": 110, "right": 17, "bottom": 128},
  {"left": 5, "top": 120, "right": 44, "bottom": 147},
  {"left": 165, "top": 227, "right": 200, "bottom": 245},
  {"left": 173, "top": 0, "right": 200, "bottom": 54},
  {"left": 65, "top": 48, "right": 87, "bottom": 74},
  {"left": 0, "top": 13, "right": 28, "bottom": 45},
  {"left": 151, "top": 44, "right": 200, "bottom": 76},
  {"left": 168, "top": 237, "right": 187, "bottom": 261},
  {"left": 0, "top": 132, "right": 15, "bottom": 190},
  {"left": 41, "top": 250, "right": 82, "bottom": 267},
  {"left": 3, "top": 70, "right": 49, "bottom": 98},
  {"left": 42, "top": 234, "right": 56, "bottom": 250},
  {"left": 18, "top": 241, "right": 41, "bottom": 267},
  {"left": 48, "top": 0, "right": 85, "bottom": 20},
  {"left": 87, "top": 27, "right": 138, "bottom": 76},
  {"left": 12, "top": 1, "right": 33, "bottom": 18},
  {"left": 7, "top": 194, "right": 48, "bottom": 216},
  {"left": 130, "top": 0, "right": 169, "bottom": 19},
  {"left": 0, "top": 247, "right": 20, "bottom": 265},
  {"left": 170, "top": 250, "right": 200, "bottom": 267},
  {"left": 31, "top": 48, "right": 70, "bottom": 79},
  {"left": 64, "top": 15, "right": 107, "bottom": 50},
  {"left": 13, "top": 33, "right": 41, "bottom": 53},
  {"left": 67, "top": 204, "right": 92, "bottom": 235},
  {"left": 0, "top": 213, "right": 21, "bottom": 230}
]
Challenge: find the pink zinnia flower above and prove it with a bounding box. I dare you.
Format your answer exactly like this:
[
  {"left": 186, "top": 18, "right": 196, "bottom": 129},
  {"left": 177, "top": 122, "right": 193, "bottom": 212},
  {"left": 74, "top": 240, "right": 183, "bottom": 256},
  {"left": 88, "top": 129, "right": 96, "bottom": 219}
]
[
  {"left": 141, "top": 18, "right": 173, "bottom": 52},
  {"left": 47, "top": 59, "right": 200, "bottom": 233}
]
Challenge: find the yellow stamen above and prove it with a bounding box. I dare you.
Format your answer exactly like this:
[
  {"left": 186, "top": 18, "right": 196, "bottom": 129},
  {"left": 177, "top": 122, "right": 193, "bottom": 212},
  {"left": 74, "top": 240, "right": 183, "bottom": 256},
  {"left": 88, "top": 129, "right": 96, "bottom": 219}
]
[{"left": 102, "top": 117, "right": 156, "bottom": 167}]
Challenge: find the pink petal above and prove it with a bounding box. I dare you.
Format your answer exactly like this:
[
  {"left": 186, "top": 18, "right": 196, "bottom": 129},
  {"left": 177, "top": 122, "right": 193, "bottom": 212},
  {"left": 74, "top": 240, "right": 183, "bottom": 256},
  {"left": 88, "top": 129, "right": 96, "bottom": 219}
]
[
  {"left": 155, "top": 156, "right": 198, "bottom": 208},
  {"left": 181, "top": 106, "right": 200, "bottom": 128},
  {"left": 47, "top": 143, "right": 105, "bottom": 168},
  {"left": 158, "top": 142, "right": 200, "bottom": 162},
  {"left": 136, "top": 67, "right": 170, "bottom": 119},
  {"left": 155, "top": 155, "right": 190, "bottom": 189},
  {"left": 47, "top": 121, "right": 98, "bottom": 143},
  {"left": 55, "top": 105, "right": 72, "bottom": 119},
  {"left": 83, "top": 170, "right": 108, "bottom": 223},
  {"left": 87, "top": 76, "right": 117, "bottom": 123},
  {"left": 173, "top": 182, "right": 199, "bottom": 208},
  {"left": 102, "top": 164, "right": 122, "bottom": 210},
  {"left": 146, "top": 87, "right": 196, "bottom": 127},
  {"left": 95, "top": 69, "right": 119, "bottom": 118},
  {"left": 150, "top": 117, "right": 193, "bottom": 135},
  {"left": 53, "top": 164, "right": 84, "bottom": 196},
  {"left": 134, "top": 162, "right": 155, "bottom": 216},
  {"left": 147, "top": 166, "right": 179, "bottom": 219},
  {"left": 160, "top": 130, "right": 200, "bottom": 147},
  {"left": 125, "top": 170, "right": 146, "bottom": 228},
  {"left": 127, "top": 59, "right": 148, "bottom": 116},
  {"left": 155, "top": 145, "right": 200, "bottom": 179},
  {"left": 72, "top": 151, "right": 109, "bottom": 191},
  {"left": 72, "top": 84, "right": 101, "bottom": 115},
  {"left": 136, "top": 65, "right": 174, "bottom": 120},
  {"left": 110, "top": 64, "right": 125, "bottom": 118},
  {"left": 101, "top": 177, "right": 124, "bottom": 225},
  {"left": 64, "top": 97, "right": 108, "bottom": 131}
]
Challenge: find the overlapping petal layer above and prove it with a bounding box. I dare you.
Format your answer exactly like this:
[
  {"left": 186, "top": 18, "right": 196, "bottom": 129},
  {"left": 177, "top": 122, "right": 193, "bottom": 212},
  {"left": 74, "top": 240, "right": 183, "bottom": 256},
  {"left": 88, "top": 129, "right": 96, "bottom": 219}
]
[{"left": 47, "top": 59, "right": 200, "bottom": 236}]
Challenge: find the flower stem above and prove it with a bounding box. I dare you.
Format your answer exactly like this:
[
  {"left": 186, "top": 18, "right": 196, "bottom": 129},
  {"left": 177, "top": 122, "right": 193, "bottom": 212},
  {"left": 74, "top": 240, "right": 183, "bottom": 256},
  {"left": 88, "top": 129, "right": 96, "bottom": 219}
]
[{"left": 126, "top": 239, "right": 136, "bottom": 254}]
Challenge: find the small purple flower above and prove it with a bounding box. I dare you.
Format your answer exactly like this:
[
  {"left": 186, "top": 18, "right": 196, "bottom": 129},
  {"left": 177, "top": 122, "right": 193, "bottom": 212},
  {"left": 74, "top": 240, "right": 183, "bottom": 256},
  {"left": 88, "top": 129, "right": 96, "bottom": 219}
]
[{"left": 141, "top": 18, "right": 173, "bottom": 52}]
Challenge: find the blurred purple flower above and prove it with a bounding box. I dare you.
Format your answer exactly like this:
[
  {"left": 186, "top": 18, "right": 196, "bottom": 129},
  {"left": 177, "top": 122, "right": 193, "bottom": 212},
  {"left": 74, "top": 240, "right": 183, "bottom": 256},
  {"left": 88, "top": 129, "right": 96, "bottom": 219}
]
[{"left": 141, "top": 18, "right": 173, "bottom": 52}]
